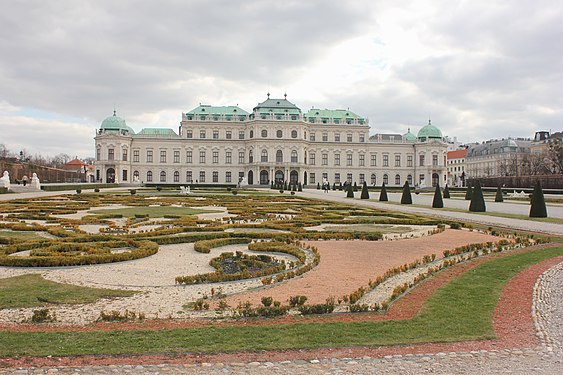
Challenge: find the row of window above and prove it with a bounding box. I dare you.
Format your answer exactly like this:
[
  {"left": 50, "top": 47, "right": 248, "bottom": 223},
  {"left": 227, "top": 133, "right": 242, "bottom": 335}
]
[
  {"left": 184, "top": 129, "right": 367, "bottom": 142},
  {"left": 308, "top": 172, "right": 414, "bottom": 186},
  {"left": 128, "top": 170, "right": 419, "bottom": 186},
  {"left": 102, "top": 149, "right": 431, "bottom": 168}
]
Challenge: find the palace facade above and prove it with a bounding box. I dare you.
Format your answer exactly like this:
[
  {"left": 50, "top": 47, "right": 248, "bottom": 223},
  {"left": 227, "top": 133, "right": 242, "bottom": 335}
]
[{"left": 94, "top": 96, "right": 448, "bottom": 188}]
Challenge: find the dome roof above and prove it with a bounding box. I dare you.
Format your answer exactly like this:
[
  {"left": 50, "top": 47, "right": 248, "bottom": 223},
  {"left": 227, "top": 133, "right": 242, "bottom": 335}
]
[
  {"left": 417, "top": 120, "right": 443, "bottom": 141},
  {"left": 100, "top": 111, "right": 134, "bottom": 134},
  {"left": 403, "top": 128, "right": 417, "bottom": 142}
]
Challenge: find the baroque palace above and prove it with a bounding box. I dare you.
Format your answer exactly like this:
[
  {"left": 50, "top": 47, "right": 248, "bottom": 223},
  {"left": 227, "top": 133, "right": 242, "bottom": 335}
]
[{"left": 94, "top": 95, "right": 447, "bottom": 188}]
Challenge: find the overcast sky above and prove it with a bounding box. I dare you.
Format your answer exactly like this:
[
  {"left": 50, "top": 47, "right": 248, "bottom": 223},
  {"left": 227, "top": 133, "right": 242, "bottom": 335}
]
[{"left": 1, "top": 0, "right": 562, "bottom": 159}]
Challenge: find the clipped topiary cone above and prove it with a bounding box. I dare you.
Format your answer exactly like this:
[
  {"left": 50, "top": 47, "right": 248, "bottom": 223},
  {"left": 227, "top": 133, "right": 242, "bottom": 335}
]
[
  {"left": 469, "top": 181, "right": 486, "bottom": 212},
  {"left": 495, "top": 186, "right": 504, "bottom": 202},
  {"left": 360, "top": 181, "right": 370, "bottom": 199},
  {"left": 346, "top": 182, "right": 355, "bottom": 198},
  {"left": 443, "top": 184, "right": 450, "bottom": 198},
  {"left": 432, "top": 183, "right": 444, "bottom": 208},
  {"left": 400, "top": 181, "right": 412, "bottom": 204},
  {"left": 529, "top": 180, "right": 547, "bottom": 217},
  {"left": 464, "top": 186, "right": 473, "bottom": 200},
  {"left": 379, "top": 182, "right": 388, "bottom": 201}
]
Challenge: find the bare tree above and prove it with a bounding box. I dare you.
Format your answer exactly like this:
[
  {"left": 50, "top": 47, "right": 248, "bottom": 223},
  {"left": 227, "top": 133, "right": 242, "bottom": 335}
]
[
  {"left": 0, "top": 144, "right": 9, "bottom": 158},
  {"left": 548, "top": 138, "right": 563, "bottom": 174}
]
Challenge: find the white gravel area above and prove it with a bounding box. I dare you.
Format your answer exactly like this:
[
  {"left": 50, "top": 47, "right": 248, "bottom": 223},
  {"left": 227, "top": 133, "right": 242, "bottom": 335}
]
[{"left": 0, "top": 244, "right": 300, "bottom": 324}]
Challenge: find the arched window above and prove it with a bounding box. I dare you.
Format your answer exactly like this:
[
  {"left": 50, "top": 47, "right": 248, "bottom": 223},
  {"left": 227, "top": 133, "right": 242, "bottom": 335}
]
[
  {"left": 395, "top": 174, "right": 401, "bottom": 185},
  {"left": 261, "top": 149, "right": 268, "bottom": 162},
  {"left": 276, "top": 130, "right": 283, "bottom": 138},
  {"left": 291, "top": 130, "right": 297, "bottom": 138},
  {"left": 261, "top": 129, "right": 267, "bottom": 138},
  {"left": 276, "top": 150, "right": 283, "bottom": 163},
  {"left": 173, "top": 171, "right": 180, "bottom": 182},
  {"left": 146, "top": 171, "right": 153, "bottom": 182},
  {"left": 160, "top": 171, "right": 166, "bottom": 182},
  {"left": 133, "top": 170, "right": 139, "bottom": 181},
  {"left": 371, "top": 173, "right": 376, "bottom": 185},
  {"left": 249, "top": 150, "right": 253, "bottom": 163},
  {"left": 383, "top": 174, "right": 388, "bottom": 185},
  {"left": 250, "top": 130, "right": 254, "bottom": 138},
  {"left": 407, "top": 174, "right": 413, "bottom": 185},
  {"left": 291, "top": 150, "right": 298, "bottom": 163}
]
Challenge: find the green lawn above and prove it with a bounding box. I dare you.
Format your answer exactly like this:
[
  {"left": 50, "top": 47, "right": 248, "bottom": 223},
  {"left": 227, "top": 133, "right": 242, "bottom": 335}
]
[
  {"left": 88, "top": 206, "right": 218, "bottom": 218},
  {"left": 0, "top": 245, "right": 560, "bottom": 357},
  {"left": 0, "top": 230, "right": 47, "bottom": 241},
  {"left": 0, "top": 274, "right": 136, "bottom": 309}
]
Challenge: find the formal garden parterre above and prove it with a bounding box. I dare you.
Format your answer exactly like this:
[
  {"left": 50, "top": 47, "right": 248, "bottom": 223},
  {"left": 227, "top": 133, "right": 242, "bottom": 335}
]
[{"left": 0, "top": 187, "right": 560, "bottom": 363}]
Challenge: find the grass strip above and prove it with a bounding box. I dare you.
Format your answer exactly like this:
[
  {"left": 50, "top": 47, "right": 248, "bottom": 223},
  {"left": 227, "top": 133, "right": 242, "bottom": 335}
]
[
  {"left": 0, "top": 274, "right": 135, "bottom": 309},
  {"left": 87, "top": 206, "right": 217, "bottom": 218},
  {"left": 0, "top": 246, "right": 561, "bottom": 357}
]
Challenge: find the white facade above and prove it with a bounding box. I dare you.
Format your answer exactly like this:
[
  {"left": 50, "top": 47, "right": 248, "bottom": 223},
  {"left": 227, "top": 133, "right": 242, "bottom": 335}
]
[{"left": 94, "top": 97, "right": 448, "bottom": 188}]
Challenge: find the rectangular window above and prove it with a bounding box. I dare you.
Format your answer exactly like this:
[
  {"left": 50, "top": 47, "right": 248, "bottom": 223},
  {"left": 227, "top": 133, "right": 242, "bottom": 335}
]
[
  {"left": 334, "top": 173, "right": 340, "bottom": 183},
  {"left": 146, "top": 150, "right": 153, "bottom": 163},
  {"left": 347, "top": 173, "right": 352, "bottom": 183},
  {"left": 322, "top": 172, "right": 328, "bottom": 181},
  {"left": 322, "top": 153, "right": 328, "bottom": 165},
  {"left": 239, "top": 172, "right": 244, "bottom": 181},
  {"left": 359, "top": 173, "right": 365, "bottom": 184},
  {"left": 322, "top": 133, "right": 328, "bottom": 142},
  {"left": 383, "top": 154, "right": 389, "bottom": 167},
  {"left": 199, "top": 151, "right": 206, "bottom": 164},
  {"left": 433, "top": 154, "right": 438, "bottom": 166},
  {"left": 122, "top": 170, "right": 128, "bottom": 181},
  {"left": 309, "top": 173, "right": 316, "bottom": 184},
  {"left": 212, "top": 171, "right": 218, "bottom": 182},
  {"left": 212, "top": 151, "right": 219, "bottom": 164},
  {"left": 186, "top": 151, "right": 193, "bottom": 163},
  {"left": 309, "top": 152, "right": 316, "bottom": 165},
  {"left": 200, "top": 130, "right": 206, "bottom": 139},
  {"left": 370, "top": 153, "right": 377, "bottom": 166},
  {"left": 419, "top": 155, "right": 425, "bottom": 167},
  {"left": 160, "top": 150, "right": 166, "bottom": 163},
  {"left": 239, "top": 131, "right": 245, "bottom": 139},
  {"left": 186, "top": 130, "right": 193, "bottom": 138},
  {"left": 199, "top": 171, "right": 205, "bottom": 183},
  {"left": 347, "top": 153, "right": 353, "bottom": 166},
  {"left": 226, "top": 151, "right": 232, "bottom": 164},
  {"left": 133, "top": 150, "right": 139, "bottom": 162},
  {"left": 310, "top": 133, "right": 316, "bottom": 141},
  {"left": 213, "top": 131, "right": 219, "bottom": 139},
  {"left": 96, "top": 149, "right": 100, "bottom": 161},
  {"left": 108, "top": 149, "right": 114, "bottom": 161},
  {"left": 174, "top": 151, "right": 180, "bottom": 163},
  {"left": 407, "top": 155, "right": 413, "bottom": 167},
  {"left": 226, "top": 171, "right": 231, "bottom": 183},
  {"left": 347, "top": 133, "right": 352, "bottom": 142},
  {"left": 122, "top": 150, "right": 127, "bottom": 161},
  {"left": 174, "top": 172, "right": 180, "bottom": 182},
  {"left": 334, "top": 153, "right": 340, "bottom": 166},
  {"left": 226, "top": 131, "right": 232, "bottom": 139},
  {"left": 359, "top": 134, "right": 365, "bottom": 142},
  {"left": 238, "top": 151, "right": 244, "bottom": 164},
  {"left": 359, "top": 154, "right": 365, "bottom": 167},
  {"left": 395, "top": 155, "right": 401, "bottom": 167},
  {"left": 186, "top": 171, "right": 192, "bottom": 183},
  {"left": 335, "top": 133, "right": 340, "bottom": 142},
  {"left": 419, "top": 174, "right": 425, "bottom": 184}
]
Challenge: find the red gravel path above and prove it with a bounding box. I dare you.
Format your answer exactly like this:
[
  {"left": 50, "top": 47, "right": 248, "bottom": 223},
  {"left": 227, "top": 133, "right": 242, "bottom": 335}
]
[{"left": 223, "top": 229, "right": 499, "bottom": 307}]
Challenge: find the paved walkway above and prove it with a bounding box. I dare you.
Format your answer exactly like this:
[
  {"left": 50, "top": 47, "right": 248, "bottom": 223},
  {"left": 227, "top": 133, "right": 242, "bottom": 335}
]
[{"left": 299, "top": 189, "right": 563, "bottom": 236}]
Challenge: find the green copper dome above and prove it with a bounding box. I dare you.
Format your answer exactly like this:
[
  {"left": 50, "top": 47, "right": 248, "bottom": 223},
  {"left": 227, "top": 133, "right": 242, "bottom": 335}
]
[
  {"left": 403, "top": 128, "right": 417, "bottom": 142},
  {"left": 100, "top": 111, "right": 134, "bottom": 134},
  {"left": 417, "top": 120, "right": 442, "bottom": 141}
]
